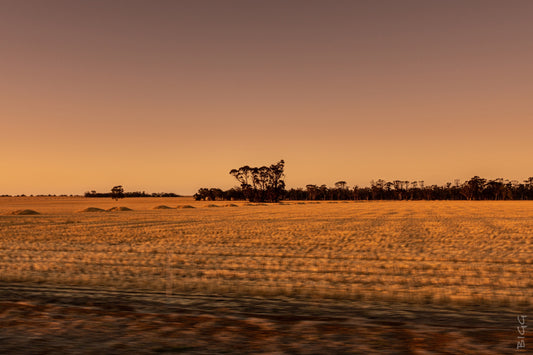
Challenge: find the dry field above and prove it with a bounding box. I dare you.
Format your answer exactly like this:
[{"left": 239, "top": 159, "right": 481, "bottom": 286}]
[
  {"left": 0, "top": 197, "right": 532, "bottom": 353},
  {"left": 1, "top": 197, "right": 531, "bottom": 306}
]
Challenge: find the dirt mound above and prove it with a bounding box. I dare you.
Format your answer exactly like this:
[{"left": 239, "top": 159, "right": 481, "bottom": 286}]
[
  {"left": 152, "top": 205, "right": 173, "bottom": 210},
  {"left": 176, "top": 205, "right": 195, "bottom": 209},
  {"left": 107, "top": 207, "right": 133, "bottom": 212},
  {"left": 224, "top": 204, "right": 238, "bottom": 207},
  {"left": 206, "top": 204, "right": 220, "bottom": 207},
  {"left": 8, "top": 209, "right": 40, "bottom": 215},
  {"left": 78, "top": 207, "right": 106, "bottom": 213}
]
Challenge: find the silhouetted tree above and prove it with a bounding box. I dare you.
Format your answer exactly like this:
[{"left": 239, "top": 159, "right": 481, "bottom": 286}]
[
  {"left": 111, "top": 185, "right": 124, "bottom": 201},
  {"left": 229, "top": 160, "right": 285, "bottom": 202},
  {"left": 461, "top": 176, "right": 486, "bottom": 200},
  {"left": 306, "top": 184, "right": 319, "bottom": 200}
]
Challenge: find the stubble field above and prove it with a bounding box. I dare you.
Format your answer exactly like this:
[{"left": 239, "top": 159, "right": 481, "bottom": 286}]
[
  {"left": 1, "top": 197, "right": 531, "bottom": 305},
  {"left": 0, "top": 197, "right": 531, "bottom": 353}
]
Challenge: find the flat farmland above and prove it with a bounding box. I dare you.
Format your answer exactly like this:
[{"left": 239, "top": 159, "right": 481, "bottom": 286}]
[
  {"left": 0, "top": 198, "right": 532, "bottom": 305},
  {"left": 1, "top": 198, "right": 532, "bottom": 354}
]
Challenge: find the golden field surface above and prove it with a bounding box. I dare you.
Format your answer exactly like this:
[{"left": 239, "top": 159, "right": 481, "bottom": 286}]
[
  {"left": 0, "top": 197, "right": 531, "bottom": 306},
  {"left": 1, "top": 197, "right": 532, "bottom": 354}
]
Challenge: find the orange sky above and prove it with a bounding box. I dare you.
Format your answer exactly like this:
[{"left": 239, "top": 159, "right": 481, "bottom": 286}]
[{"left": 1, "top": 1, "right": 532, "bottom": 195}]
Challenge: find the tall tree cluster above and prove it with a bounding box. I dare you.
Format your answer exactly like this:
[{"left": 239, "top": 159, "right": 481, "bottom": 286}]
[{"left": 228, "top": 160, "right": 286, "bottom": 202}]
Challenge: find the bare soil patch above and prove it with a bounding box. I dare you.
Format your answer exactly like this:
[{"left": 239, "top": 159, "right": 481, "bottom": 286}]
[
  {"left": 7, "top": 209, "right": 40, "bottom": 215},
  {"left": 152, "top": 205, "right": 174, "bottom": 209},
  {"left": 106, "top": 207, "right": 133, "bottom": 212},
  {"left": 78, "top": 207, "right": 106, "bottom": 213}
]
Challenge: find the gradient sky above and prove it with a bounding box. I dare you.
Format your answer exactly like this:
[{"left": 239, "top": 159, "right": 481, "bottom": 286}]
[{"left": 1, "top": 0, "right": 532, "bottom": 195}]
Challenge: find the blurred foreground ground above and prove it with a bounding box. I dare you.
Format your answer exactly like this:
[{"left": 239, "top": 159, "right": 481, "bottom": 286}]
[{"left": 0, "top": 283, "right": 529, "bottom": 354}]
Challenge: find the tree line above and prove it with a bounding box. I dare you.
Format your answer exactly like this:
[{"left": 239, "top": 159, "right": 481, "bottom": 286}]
[
  {"left": 85, "top": 186, "right": 180, "bottom": 199},
  {"left": 285, "top": 176, "right": 533, "bottom": 201},
  {"left": 194, "top": 161, "right": 533, "bottom": 201}
]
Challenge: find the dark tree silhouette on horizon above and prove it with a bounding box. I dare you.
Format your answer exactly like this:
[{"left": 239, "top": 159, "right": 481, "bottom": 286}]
[
  {"left": 111, "top": 185, "right": 124, "bottom": 201},
  {"left": 229, "top": 160, "right": 286, "bottom": 202},
  {"left": 195, "top": 159, "right": 533, "bottom": 202}
]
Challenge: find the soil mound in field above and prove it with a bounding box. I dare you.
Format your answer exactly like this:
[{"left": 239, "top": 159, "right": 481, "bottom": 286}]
[
  {"left": 206, "top": 204, "right": 220, "bottom": 207},
  {"left": 8, "top": 209, "right": 40, "bottom": 215},
  {"left": 78, "top": 207, "right": 106, "bottom": 213},
  {"left": 224, "top": 204, "right": 238, "bottom": 207},
  {"left": 176, "top": 205, "right": 195, "bottom": 209},
  {"left": 107, "top": 207, "right": 133, "bottom": 212},
  {"left": 153, "top": 205, "right": 173, "bottom": 210}
]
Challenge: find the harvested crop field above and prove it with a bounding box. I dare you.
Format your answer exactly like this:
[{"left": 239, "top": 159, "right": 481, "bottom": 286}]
[{"left": 0, "top": 197, "right": 531, "bottom": 353}]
